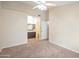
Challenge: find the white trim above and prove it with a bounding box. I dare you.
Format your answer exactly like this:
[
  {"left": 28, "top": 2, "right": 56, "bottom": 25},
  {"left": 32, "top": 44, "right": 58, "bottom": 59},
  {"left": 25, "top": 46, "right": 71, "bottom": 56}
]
[
  {"left": 49, "top": 40, "right": 79, "bottom": 54},
  {"left": 1, "top": 42, "right": 27, "bottom": 50}
]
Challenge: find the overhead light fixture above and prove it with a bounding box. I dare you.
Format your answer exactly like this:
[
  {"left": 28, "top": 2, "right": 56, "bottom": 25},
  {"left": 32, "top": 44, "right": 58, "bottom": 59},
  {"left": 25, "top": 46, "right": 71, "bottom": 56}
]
[
  {"left": 33, "top": 1, "right": 56, "bottom": 11},
  {"left": 37, "top": 4, "right": 47, "bottom": 10},
  {"left": 33, "top": 4, "right": 47, "bottom": 10}
]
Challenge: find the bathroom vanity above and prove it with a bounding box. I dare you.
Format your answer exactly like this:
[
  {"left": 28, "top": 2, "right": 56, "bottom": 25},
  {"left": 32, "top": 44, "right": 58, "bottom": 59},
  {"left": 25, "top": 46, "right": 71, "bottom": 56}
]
[{"left": 28, "top": 31, "right": 36, "bottom": 38}]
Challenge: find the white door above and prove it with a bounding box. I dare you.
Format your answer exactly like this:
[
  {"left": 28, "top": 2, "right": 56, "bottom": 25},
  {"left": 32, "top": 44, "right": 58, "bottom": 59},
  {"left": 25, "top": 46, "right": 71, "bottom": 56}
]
[{"left": 41, "top": 20, "right": 48, "bottom": 40}]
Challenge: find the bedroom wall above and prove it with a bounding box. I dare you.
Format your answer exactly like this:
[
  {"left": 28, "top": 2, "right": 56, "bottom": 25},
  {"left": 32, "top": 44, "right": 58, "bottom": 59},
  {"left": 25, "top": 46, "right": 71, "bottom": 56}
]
[
  {"left": 0, "top": 2, "right": 1, "bottom": 8},
  {"left": 1, "top": 9, "right": 27, "bottom": 49},
  {"left": 49, "top": 3, "right": 79, "bottom": 53},
  {"left": 0, "top": 2, "right": 3, "bottom": 50},
  {"left": 0, "top": 2, "right": 28, "bottom": 49}
]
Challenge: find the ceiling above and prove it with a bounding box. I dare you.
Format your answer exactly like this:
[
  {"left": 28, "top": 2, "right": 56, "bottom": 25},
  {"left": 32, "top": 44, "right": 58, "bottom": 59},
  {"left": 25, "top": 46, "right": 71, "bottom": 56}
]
[{"left": 21, "top": 1, "right": 78, "bottom": 7}]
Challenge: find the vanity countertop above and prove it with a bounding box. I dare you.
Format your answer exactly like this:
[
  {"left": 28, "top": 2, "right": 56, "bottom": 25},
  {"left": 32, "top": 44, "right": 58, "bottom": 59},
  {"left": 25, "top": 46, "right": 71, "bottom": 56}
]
[{"left": 28, "top": 31, "right": 36, "bottom": 32}]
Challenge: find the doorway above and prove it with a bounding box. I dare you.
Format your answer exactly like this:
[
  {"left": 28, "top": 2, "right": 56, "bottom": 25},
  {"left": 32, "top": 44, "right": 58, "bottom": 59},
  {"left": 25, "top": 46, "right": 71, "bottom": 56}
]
[{"left": 27, "top": 15, "right": 41, "bottom": 44}]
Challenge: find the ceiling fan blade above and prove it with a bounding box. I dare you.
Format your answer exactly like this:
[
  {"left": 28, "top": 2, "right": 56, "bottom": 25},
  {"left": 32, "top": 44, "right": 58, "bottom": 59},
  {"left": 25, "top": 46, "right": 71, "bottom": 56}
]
[
  {"left": 33, "top": 5, "right": 38, "bottom": 9},
  {"left": 45, "top": 3, "right": 56, "bottom": 6}
]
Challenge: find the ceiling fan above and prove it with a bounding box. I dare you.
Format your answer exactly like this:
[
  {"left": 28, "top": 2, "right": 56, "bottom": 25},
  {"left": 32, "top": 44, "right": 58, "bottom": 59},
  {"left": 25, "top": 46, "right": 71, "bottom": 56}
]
[{"left": 33, "top": 1, "right": 56, "bottom": 10}]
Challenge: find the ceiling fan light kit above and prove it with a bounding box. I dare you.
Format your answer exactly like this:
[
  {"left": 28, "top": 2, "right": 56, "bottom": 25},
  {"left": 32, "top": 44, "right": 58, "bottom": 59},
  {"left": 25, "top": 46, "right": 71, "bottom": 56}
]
[
  {"left": 35, "top": 4, "right": 47, "bottom": 10},
  {"left": 33, "top": 1, "right": 56, "bottom": 11}
]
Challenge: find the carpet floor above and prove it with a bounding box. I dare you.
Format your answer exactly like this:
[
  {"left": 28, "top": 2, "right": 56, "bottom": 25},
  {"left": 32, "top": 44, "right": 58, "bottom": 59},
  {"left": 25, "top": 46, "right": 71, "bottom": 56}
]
[{"left": 0, "top": 39, "right": 79, "bottom": 58}]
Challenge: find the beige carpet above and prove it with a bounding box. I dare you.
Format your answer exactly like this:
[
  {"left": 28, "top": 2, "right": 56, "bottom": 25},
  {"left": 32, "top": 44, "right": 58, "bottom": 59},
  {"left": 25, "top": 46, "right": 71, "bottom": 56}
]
[{"left": 0, "top": 39, "right": 79, "bottom": 58}]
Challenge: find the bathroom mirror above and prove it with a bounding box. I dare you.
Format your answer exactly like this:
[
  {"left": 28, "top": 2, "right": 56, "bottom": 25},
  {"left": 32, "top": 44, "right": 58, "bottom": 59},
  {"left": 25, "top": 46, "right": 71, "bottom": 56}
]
[{"left": 27, "top": 24, "right": 35, "bottom": 31}]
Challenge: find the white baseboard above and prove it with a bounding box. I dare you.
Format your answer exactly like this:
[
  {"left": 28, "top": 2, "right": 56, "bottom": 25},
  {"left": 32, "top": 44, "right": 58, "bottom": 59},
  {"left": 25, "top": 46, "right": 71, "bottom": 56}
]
[
  {"left": 49, "top": 40, "right": 79, "bottom": 54},
  {"left": 1, "top": 41, "right": 27, "bottom": 50}
]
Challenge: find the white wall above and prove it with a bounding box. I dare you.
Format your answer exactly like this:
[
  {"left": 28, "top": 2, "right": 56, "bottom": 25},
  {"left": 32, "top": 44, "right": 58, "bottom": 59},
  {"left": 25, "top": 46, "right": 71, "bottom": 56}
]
[
  {"left": 0, "top": 2, "right": 1, "bottom": 8},
  {"left": 0, "top": 9, "right": 27, "bottom": 49},
  {"left": 0, "top": 2, "right": 3, "bottom": 50},
  {"left": 49, "top": 3, "right": 79, "bottom": 53},
  {"left": 0, "top": 1, "right": 1, "bottom": 39}
]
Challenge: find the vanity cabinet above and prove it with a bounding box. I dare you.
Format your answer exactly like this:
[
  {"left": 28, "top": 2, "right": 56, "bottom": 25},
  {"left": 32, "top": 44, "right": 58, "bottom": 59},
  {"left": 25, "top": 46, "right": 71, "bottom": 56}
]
[{"left": 28, "top": 32, "right": 36, "bottom": 38}]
